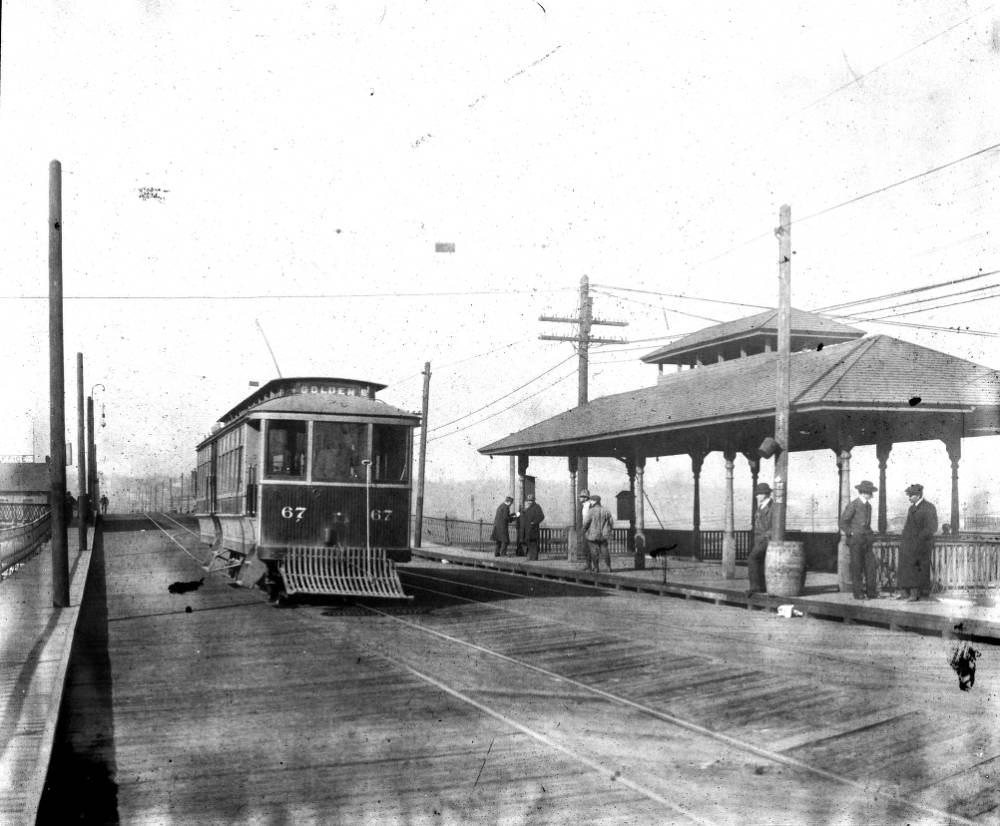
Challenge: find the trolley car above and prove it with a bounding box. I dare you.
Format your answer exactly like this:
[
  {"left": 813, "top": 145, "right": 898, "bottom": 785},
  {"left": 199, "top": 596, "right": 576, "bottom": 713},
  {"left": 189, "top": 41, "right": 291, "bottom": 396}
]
[{"left": 194, "top": 377, "right": 419, "bottom": 601}]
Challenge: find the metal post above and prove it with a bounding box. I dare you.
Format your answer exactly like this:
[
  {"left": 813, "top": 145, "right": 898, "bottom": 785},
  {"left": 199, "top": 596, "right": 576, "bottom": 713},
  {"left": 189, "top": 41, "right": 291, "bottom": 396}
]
[
  {"left": 414, "top": 362, "right": 430, "bottom": 548},
  {"left": 362, "top": 459, "right": 372, "bottom": 551},
  {"left": 49, "top": 160, "right": 69, "bottom": 607},
  {"left": 76, "top": 353, "right": 88, "bottom": 551}
]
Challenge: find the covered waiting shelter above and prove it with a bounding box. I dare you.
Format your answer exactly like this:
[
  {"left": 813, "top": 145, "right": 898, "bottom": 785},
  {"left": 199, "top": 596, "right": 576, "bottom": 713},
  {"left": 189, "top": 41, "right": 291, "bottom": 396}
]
[{"left": 480, "top": 309, "right": 1000, "bottom": 586}]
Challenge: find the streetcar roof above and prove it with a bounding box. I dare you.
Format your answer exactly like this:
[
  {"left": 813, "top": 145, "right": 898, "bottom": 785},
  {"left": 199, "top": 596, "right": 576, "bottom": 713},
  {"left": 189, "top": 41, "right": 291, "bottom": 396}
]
[{"left": 199, "top": 377, "right": 418, "bottom": 447}]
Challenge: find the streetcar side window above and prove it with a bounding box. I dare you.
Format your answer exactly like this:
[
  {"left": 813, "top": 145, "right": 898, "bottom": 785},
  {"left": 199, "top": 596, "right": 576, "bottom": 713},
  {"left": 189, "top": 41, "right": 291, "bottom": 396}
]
[
  {"left": 372, "top": 424, "right": 410, "bottom": 483},
  {"left": 265, "top": 420, "right": 307, "bottom": 478},
  {"left": 312, "top": 421, "right": 366, "bottom": 482}
]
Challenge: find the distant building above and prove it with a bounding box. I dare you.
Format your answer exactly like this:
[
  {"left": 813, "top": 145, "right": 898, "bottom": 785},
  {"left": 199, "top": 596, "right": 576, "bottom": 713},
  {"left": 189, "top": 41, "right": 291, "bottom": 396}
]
[{"left": 0, "top": 461, "right": 51, "bottom": 506}]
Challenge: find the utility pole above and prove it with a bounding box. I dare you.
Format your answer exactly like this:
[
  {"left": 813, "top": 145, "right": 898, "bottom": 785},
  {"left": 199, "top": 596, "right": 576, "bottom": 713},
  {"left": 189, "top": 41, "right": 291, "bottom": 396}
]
[
  {"left": 49, "top": 160, "right": 69, "bottom": 607},
  {"left": 414, "top": 362, "right": 430, "bottom": 548},
  {"left": 773, "top": 205, "right": 792, "bottom": 541},
  {"left": 539, "top": 275, "right": 627, "bottom": 495}
]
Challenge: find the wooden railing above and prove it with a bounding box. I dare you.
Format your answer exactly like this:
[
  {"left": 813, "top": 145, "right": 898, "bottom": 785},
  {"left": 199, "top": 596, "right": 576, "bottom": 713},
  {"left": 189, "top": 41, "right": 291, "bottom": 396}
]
[
  {"left": 874, "top": 536, "right": 1000, "bottom": 592},
  {"left": 0, "top": 510, "right": 52, "bottom": 579}
]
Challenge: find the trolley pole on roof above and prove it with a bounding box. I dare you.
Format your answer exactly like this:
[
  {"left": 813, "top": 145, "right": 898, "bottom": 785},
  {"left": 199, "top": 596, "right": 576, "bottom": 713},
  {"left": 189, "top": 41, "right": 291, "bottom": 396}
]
[
  {"left": 413, "top": 362, "right": 430, "bottom": 548},
  {"left": 48, "top": 160, "right": 69, "bottom": 607}
]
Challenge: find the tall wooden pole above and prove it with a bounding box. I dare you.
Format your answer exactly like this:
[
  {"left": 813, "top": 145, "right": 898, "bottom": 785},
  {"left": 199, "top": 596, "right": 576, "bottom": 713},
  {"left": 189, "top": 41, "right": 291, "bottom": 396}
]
[
  {"left": 76, "top": 353, "right": 88, "bottom": 551},
  {"left": 773, "top": 204, "right": 792, "bottom": 542},
  {"left": 87, "top": 397, "right": 96, "bottom": 523},
  {"left": 49, "top": 160, "right": 69, "bottom": 607},
  {"left": 413, "top": 362, "right": 430, "bottom": 548},
  {"left": 577, "top": 276, "right": 591, "bottom": 495}
]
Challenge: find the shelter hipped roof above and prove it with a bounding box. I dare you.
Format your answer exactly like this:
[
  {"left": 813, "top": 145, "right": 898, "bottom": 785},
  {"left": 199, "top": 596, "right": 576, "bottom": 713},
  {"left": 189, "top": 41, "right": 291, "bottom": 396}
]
[
  {"left": 641, "top": 307, "right": 864, "bottom": 365},
  {"left": 480, "top": 335, "right": 1000, "bottom": 459}
]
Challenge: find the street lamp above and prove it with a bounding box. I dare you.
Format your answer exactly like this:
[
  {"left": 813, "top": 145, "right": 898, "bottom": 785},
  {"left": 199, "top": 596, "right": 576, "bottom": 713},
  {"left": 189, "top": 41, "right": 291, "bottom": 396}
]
[{"left": 89, "top": 383, "right": 106, "bottom": 521}]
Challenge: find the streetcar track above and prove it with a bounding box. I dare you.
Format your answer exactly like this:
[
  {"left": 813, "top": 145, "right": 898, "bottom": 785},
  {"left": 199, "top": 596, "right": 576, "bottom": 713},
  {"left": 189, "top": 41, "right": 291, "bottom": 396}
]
[
  {"left": 143, "top": 519, "right": 982, "bottom": 824},
  {"left": 399, "top": 567, "right": 920, "bottom": 681},
  {"left": 356, "top": 579, "right": 980, "bottom": 826}
]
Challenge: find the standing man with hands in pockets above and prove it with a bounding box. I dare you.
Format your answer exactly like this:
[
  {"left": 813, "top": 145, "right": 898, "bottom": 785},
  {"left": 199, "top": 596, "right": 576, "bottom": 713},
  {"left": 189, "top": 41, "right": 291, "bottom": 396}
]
[{"left": 840, "top": 480, "right": 878, "bottom": 600}]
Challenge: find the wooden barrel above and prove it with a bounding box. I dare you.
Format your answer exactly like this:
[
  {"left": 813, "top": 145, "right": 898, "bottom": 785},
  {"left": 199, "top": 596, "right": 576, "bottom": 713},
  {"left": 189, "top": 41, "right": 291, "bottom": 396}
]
[{"left": 765, "top": 540, "right": 806, "bottom": 596}]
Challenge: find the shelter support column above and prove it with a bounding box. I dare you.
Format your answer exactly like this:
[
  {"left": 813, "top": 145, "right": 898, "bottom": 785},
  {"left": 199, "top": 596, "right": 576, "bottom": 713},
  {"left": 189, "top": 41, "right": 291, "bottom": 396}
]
[
  {"left": 722, "top": 449, "right": 736, "bottom": 579},
  {"left": 742, "top": 451, "right": 760, "bottom": 545},
  {"left": 517, "top": 454, "right": 529, "bottom": 510},
  {"left": 945, "top": 435, "right": 961, "bottom": 533},
  {"left": 634, "top": 456, "right": 646, "bottom": 569},
  {"left": 837, "top": 446, "right": 853, "bottom": 592},
  {"left": 876, "top": 440, "right": 892, "bottom": 534},
  {"left": 690, "top": 451, "right": 705, "bottom": 560},
  {"left": 568, "top": 455, "right": 579, "bottom": 562}
]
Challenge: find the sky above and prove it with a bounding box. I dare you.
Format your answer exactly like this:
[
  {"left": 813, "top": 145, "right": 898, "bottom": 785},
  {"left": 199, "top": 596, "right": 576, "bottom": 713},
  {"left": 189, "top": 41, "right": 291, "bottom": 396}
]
[{"left": 1, "top": 1, "right": 999, "bottom": 526}]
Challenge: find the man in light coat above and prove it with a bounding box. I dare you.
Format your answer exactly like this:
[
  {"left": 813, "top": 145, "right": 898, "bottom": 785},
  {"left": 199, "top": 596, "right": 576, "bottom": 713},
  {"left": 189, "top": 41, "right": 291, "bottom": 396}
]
[{"left": 583, "top": 494, "right": 615, "bottom": 574}]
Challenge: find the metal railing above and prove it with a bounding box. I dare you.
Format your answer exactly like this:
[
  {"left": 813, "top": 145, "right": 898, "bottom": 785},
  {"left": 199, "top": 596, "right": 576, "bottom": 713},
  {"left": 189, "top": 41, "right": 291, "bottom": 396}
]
[
  {"left": 0, "top": 510, "right": 52, "bottom": 579},
  {"left": 421, "top": 516, "right": 631, "bottom": 555},
  {"left": 0, "top": 503, "right": 49, "bottom": 526}
]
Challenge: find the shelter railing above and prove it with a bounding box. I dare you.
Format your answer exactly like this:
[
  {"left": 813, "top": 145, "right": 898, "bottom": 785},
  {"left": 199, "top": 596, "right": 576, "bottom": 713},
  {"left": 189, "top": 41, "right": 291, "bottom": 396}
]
[
  {"left": 0, "top": 510, "right": 52, "bottom": 579},
  {"left": 697, "top": 530, "right": 754, "bottom": 561},
  {"left": 421, "top": 517, "right": 630, "bottom": 555},
  {"left": 874, "top": 536, "right": 1000, "bottom": 592}
]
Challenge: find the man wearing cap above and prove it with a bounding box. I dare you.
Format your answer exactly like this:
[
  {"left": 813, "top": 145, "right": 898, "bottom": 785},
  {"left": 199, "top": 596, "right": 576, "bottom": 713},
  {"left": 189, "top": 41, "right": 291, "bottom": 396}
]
[
  {"left": 516, "top": 495, "right": 545, "bottom": 561},
  {"left": 840, "top": 480, "right": 878, "bottom": 600},
  {"left": 897, "top": 484, "right": 938, "bottom": 601},
  {"left": 582, "top": 494, "right": 615, "bottom": 573},
  {"left": 746, "top": 482, "right": 774, "bottom": 596},
  {"left": 491, "top": 495, "right": 516, "bottom": 556}
]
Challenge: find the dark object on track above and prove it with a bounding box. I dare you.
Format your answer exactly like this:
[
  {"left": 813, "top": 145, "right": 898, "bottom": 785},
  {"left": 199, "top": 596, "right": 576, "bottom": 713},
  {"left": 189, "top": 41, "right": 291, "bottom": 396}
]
[{"left": 167, "top": 578, "right": 204, "bottom": 594}]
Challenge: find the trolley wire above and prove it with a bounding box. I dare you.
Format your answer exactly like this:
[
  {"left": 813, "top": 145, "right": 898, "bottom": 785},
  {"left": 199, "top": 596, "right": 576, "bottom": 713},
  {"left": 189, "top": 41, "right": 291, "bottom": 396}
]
[
  {"left": 811, "top": 268, "right": 1000, "bottom": 312},
  {"left": 427, "top": 353, "right": 577, "bottom": 434},
  {"left": 427, "top": 366, "right": 579, "bottom": 443}
]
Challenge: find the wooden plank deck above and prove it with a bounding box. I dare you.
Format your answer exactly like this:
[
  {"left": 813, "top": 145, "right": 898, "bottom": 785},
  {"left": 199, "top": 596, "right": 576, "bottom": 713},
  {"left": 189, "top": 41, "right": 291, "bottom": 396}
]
[
  {"left": 25, "top": 519, "right": 1000, "bottom": 823},
  {"left": 0, "top": 530, "right": 89, "bottom": 826}
]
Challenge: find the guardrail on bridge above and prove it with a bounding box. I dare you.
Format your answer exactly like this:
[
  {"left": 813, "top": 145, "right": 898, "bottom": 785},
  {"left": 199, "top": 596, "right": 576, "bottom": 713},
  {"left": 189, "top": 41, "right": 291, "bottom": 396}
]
[{"left": 0, "top": 509, "right": 52, "bottom": 579}]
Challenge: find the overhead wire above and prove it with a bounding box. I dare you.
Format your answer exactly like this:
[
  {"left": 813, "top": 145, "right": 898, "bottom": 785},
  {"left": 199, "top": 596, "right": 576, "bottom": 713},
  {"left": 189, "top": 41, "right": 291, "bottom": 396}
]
[
  {"left": 427, "top": 352, "right": 577, "bottom": 433},
  {"left": 811, "top": 268, "right": 1000, "bottom": 312}
]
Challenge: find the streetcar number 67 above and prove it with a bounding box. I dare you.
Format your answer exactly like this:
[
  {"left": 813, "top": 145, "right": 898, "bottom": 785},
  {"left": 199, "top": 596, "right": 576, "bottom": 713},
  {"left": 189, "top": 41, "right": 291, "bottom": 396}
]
[
  {"left": 370, "top": 509, "right": 393, "bottom": 522},
  {"left": 281, "top": 506, "right": 307, "bottom": 522}
]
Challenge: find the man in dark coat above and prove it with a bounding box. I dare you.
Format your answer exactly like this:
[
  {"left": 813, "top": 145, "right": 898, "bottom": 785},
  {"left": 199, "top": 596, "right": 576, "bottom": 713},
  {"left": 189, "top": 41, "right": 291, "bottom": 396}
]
[
  {"left": 516, "top": 495, "right": 545, "bottom": 561},
  {"left": 897, "top": 483, "right": 938, "bottom": 601},
  {"left": 491, "top": 496, "right": 515, "bottom": 556},
  {"left": 840, "top": 480, "right": 878, "bottom": 600},
  {"left": 746, "top": 482, "right": 773, "bottom": 596}
]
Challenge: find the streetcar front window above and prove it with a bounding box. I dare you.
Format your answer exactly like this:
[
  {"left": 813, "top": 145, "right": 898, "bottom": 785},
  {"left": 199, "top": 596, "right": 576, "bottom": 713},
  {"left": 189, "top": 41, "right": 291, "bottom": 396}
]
[
  {"left": 312, "top": 421, "right": 366, "bottom": 482},
  {"left": 265, "top": 420, "right": 307, "bottom": 479},
  {"left": 373, "top": 424, "right": 410, "bottom": 482}
]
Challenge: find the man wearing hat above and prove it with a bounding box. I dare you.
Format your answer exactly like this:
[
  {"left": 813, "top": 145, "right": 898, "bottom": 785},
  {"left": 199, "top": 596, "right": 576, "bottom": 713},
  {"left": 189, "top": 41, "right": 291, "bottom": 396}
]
[
  {"left": 582, "top": 493, "right": 615, "bottom": 573},
  {"left": 897, "top": 484, "right": 938, "bottom": 601},
  {"left": 840, "top": 480, "right": 878, "bottom": 600},
  {"left": 516, "top": 494, "right": 545, "bottom": 561},
  {"left": 491, "top": 495, "right": 516, "bottom": 556},
  {"left": 746, "top": 482, "right": 774, "bottom": 596}
]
